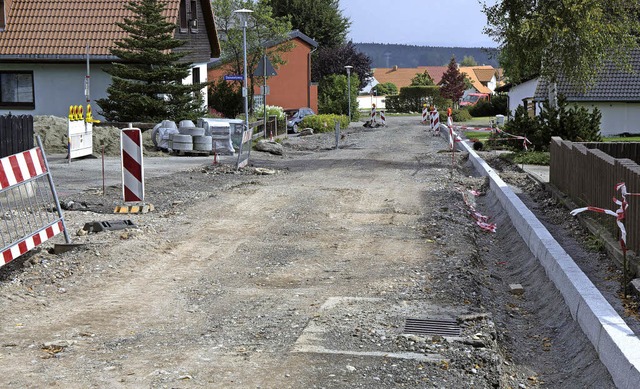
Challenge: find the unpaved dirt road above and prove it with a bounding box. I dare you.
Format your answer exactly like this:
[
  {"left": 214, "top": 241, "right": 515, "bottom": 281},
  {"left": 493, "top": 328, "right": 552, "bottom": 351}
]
[{"left": 0, "top": 117, "right": 616, "bottom": 388}]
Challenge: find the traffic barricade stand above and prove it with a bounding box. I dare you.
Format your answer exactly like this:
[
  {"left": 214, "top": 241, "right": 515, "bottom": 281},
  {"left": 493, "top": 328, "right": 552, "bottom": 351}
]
[
  {"left": 0, "top": 136, "right": 71, "bottom": 268},
  {"left": 421, "top": 104, "right": 428, "bottom": 124},
  {"left": 114, "top": 127, "right": 153, "bottom": 214},
  {"left": 67, "top": 104, "right": 94, "bottom": 160}
]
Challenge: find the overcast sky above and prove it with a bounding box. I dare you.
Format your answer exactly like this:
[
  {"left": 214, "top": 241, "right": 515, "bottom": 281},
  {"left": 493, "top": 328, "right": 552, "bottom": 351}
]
[{"left": 339, "top": 0, "right": 498, "bottom": 48}]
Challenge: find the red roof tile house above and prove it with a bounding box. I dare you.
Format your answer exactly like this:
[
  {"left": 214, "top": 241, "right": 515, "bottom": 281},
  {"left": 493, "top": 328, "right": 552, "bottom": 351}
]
[
  {"left": 0, "top": 0, "right": 220, "bottom": 121},
  {"left": 207, "top": 30, "right": 318, "bottom": 113},
  {"left": 372, "top": 66, "right": 447, "bottom": 90}
]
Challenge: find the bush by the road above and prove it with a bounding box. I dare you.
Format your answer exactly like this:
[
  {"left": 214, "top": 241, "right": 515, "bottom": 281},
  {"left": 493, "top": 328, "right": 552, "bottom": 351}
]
[
  {"left": 300, "top": 114, "right": 349, "bottom": 133},
  {"left": 440, "top": 109, "right": 472, "bottom": 123},
  {"left": 469, "top": 95, "right": 507, "bottom": 117}
]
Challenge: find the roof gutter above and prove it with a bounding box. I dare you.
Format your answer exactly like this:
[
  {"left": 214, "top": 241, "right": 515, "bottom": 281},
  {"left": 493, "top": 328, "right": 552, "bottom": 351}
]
[{"left": 0, "top": 55, "right": 117, "bottom": 63}]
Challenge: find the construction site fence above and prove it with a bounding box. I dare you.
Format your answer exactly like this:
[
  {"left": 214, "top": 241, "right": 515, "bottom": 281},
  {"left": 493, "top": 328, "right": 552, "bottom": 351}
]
[
  {"left": 253, "top": 116, "right": 284, "bottom": 140},
  {"left": 0, "top": 114, "right": 34, "bottom": 158},
  {"left": 550, "top": 137, "right": 640, "bottom": 253}
]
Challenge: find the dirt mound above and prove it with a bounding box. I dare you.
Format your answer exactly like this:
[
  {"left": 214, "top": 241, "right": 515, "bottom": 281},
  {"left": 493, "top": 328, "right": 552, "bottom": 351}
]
[{"left": 34, "top": 116, "right": 160, "bottom": 157}]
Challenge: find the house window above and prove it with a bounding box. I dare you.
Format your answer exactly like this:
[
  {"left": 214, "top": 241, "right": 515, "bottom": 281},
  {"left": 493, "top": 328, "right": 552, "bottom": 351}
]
[
  {"left": 192, "top": 67, "right": 200, "bottom": 84},
  {"left": 0, "top": 72, "right": 35, "bottom": 109},
  {"left": 179, "top": 0, "right": 188, "bottom": 31},
  {"left": 189, "top": 0, "right": 198, "bottom": 32},
  {"left": 0, "top": 0, "right": 5, "bottom": 30}
]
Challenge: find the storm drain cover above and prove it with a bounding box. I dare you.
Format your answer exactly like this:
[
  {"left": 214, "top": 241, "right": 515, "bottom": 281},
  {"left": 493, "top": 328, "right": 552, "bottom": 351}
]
[{"left": 403, "top": 318, "right": 461, "bottom": 337}]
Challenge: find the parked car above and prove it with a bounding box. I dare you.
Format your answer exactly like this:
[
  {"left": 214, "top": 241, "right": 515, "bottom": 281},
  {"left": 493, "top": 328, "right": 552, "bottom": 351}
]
[
  {"left": 285, "top": 107, "right": 315, "bottom": 133},
  {"left": 460, "top": 93, "right": 490, "bottom": 107}
]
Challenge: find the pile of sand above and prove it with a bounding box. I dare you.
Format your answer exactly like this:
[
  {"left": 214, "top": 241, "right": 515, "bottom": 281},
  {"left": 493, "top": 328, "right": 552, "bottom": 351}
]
[{"left": 34, "top": 116, "right": 160, "bottom": 157}]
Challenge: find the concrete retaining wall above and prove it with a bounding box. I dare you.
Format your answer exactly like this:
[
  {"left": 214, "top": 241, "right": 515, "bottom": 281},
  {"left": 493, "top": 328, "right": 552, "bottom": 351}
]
[{"left": 441, "top": 124, "right": 640, "bottom": 389}]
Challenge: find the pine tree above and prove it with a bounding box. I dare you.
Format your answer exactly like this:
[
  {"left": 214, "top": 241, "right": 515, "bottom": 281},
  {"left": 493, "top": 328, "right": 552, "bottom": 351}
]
[
  {"left": 97, "top": 0, "right": 206, "bottom": 122},
  {"left": 440, "top": 57, "right": 466, "bottom": 105}
]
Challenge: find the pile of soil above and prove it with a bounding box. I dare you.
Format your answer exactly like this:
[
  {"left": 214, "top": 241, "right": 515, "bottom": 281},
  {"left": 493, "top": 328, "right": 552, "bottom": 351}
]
[{"left": 34, "top": 116, "right": 161, "bottom": 156}]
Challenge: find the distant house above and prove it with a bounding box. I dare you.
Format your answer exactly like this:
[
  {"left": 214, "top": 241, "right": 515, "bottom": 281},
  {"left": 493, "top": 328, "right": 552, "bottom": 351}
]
[
  {"left": 371, "top": 66, "right": 447, "bottom": 90},
  {"left": 371, "top": 65, "right": 502, "bottom": 101},
  {"left": 459, "top": 66, "right": 499, "bottom": 96},
  {"left": 0, "top": 0, "right": 221, "bottom": 121},
  {"left": 497, "top": 77, "right": 540, "bottom": 116},
  {"left": 207, "top": 30, "right": 318, "bottom": 113},
  {"left": 533, "top": 50, "right": 640, "bottom": 136}
]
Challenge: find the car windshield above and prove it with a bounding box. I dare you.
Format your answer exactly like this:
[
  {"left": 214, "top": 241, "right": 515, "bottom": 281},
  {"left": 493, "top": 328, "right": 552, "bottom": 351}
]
[{"left": 462, "top": 95, "right": 480, "bottom": 103}]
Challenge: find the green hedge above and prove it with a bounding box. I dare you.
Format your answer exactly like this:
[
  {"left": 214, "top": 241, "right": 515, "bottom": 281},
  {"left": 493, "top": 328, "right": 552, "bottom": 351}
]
[
  {"left": 385, "top": 85, "right": 454, "bottom": 113},
  {"left": 438, "top": 109, "right": 472, "bottom": 123},
  {"left": 300, "top": 114, "right": 349, "bottom": 133},
  {"left": 468, "top": 95, "right": 508, "bottom": 117}
]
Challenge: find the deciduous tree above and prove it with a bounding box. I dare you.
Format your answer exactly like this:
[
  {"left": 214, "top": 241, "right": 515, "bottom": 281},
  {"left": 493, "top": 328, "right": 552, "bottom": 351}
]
[
  {"left": 267, "top": 0, "right": 350, "bottom": 48},
  {"left": 312, "top": 41, "right": 372, "bottom": 89},
  {"left": 483, "top": 0, "right": 640, "bottom": 88},
  {"left": 212, "top": 0, "right": 292, "bottom": 112},
  {"left": 410, "top": 71, "right": 434, "bottom": 86}
]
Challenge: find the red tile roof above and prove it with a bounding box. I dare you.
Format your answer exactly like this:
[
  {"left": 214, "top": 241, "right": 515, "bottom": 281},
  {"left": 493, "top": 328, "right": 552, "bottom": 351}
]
[
  {"left": 0, "top": 0, "right": 219, "bottom": 60},
  {"left": 373, "top": 66, "right": 447, "bottom": 89}
]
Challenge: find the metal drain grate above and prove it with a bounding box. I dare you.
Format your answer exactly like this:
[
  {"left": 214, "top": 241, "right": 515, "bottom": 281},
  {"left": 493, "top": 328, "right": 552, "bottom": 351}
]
[{"left": 403, "top": 318, "right": 461, "bottom": 337}]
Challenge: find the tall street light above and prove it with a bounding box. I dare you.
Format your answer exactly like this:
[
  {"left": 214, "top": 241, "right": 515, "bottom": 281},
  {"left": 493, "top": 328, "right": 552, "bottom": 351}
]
[
  {"left": 234, "top": 8, "right": 253, "bottom": 139},
  {"left": 345, "top": 65, "right": 353, "bottom": 122}
]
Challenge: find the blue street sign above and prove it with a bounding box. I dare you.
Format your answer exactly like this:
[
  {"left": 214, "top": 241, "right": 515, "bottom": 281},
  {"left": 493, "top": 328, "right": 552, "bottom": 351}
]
[{"left": 224, "top": 75, "right": 244, "bottom": 81}]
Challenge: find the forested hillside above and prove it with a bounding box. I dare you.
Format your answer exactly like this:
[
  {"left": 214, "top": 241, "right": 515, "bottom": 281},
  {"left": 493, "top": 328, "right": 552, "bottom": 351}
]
[{"left": 355, "top": 43, "right": 499, "bottom": 68}]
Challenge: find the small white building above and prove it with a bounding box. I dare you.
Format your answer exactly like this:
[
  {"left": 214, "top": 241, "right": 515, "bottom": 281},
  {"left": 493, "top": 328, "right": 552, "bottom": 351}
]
[
  {"left": 499, "top": 77, "right": 540, "bottom": 116},
  {"left": 357, "top": 95, "right": 386, "bottom": 111}
]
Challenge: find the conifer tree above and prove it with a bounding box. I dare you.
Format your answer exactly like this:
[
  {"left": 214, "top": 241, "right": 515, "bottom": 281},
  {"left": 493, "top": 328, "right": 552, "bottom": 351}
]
[
  {"left": 440, "top": 57, "right": 466, "bottom": 105},
  {"left": 97, "top": 0, "right": 206, "bottom": 122}
]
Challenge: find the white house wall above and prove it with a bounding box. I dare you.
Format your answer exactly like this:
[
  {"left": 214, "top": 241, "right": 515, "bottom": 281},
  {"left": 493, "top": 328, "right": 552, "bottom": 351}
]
[
  {"left": 507, "top": 78, "right": 538, "bottom": 115},
  {"left": 1, "top": 62, "right": 209, "bottom": 121},
  {"left": 486, "top": 75, "right": 497, "bottom": 93},
  {"left": 0, "top": 63, "right": 112, "bottom": 121},
  {"left": 576, "top": 102, "right": 640, "bottom": 137},
  {"left": 185, "top": 62, "right": 208, "bottom": 109}
]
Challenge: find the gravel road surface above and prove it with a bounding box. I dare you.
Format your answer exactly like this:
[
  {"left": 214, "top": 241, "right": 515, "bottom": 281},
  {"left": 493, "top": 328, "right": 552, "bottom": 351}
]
[{"left": 0, "top": 116, "right": 622, "bottom": 388}]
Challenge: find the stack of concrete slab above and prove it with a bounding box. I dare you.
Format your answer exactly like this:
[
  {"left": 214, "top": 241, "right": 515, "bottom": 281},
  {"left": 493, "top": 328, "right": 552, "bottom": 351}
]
[{"left": 199, "top": 118, "right": 234, "bottom": 155}]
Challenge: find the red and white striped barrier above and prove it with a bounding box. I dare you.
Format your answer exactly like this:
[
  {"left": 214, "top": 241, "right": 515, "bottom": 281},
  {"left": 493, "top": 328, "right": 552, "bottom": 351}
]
[
  {"left": 422, "top": 106, "right": 428, "bottom": 123},
  {"left": 3, "top": 221, "right": 64, "bottom": 265},
  {"left": 571, "top": 182, "right": 640, "bottom": 250},
  {"left": 121, "top": 128, "right": 145, "bottom": 202},
  {"left": 453, "top": 125, "right": 493, "bottom": 132},
  {"left": 447, "top": 115, "right": 453, "bottom": 127},
  {"left": 430, "top": 110, "right": 440, "bottom": 136},
  {"left": 380, "top": 110, "right": 386, "bottom": 125},
  {"left": 0, "top": 140, "right": 69, "bottom": 268},
  {"left": 0, "top": 148, "right": 46, "bottom": 188},
  {"left": 371, "top": 106, "right": 377, "bottom": 123},
  {"left": 461, "top": 189, "right": 496, "bottom": 233}
]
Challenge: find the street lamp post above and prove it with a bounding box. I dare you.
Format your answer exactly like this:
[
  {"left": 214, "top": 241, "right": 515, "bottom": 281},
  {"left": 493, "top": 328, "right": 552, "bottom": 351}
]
[
  {"left": 345, "top": 65, "right": 353, "bottom": 121},
  {"left": 234, "top": 8, "right": 253, "bottom": 139}
]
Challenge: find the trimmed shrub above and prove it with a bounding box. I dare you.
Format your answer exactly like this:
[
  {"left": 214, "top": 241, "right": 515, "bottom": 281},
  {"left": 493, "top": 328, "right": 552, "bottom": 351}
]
[
  {"left": 300, "top": 114, "right": 349, "bottom": 133},
  {"left": 439, "top": 108, "right": 472, "bottom": 122},
  {"left": 501, "top": 96, "right": 602, "bottom": 151},
  {"left": 468, "top": 94, "right": 508, "bottom": 117}
]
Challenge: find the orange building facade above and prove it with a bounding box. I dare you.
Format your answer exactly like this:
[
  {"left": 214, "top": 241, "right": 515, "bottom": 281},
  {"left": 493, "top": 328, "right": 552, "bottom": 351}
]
[{"left": 208, "top": 30, "right": 318, "bottom": 113}]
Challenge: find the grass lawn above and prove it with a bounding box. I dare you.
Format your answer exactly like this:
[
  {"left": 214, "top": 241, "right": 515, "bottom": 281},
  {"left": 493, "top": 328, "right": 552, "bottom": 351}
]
[
  {"left": 463, "top": 131, "right": 492, "bottom": 140},
  {"left": 459, "top": 116, "right": 494, "bottom": 126}
]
